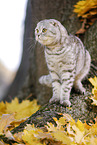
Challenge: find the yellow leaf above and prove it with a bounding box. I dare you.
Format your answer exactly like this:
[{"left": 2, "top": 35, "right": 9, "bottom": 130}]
[
  {"left": 0, "top": 141, "right": 9, "bottom": 145},
  {"left": 89, "top": 76, "right": 97, "bottom": 88},
  {"left": 22, "top": 130, "right": 43, "bottom": 145},
  {"left": 0, "top": 114, "right": 15, "bottom": 134},
  {"left": 76, "top": 119, "right": 85, "bottom": 132},
  {"left": 92, "top": 87, "right": 97, "bottom": 95},
  {"left": 11, "top": 117, "right": 28, "bottom": 128},
  {"left": 90, "top": 96, "right": 97, "bottom": 105},
  {"left": 46, "top": 122, "right": 58, "bottom": 132},
  {"left": 14, "top": 132, "right": 24, "bottom": 143},
  {"left": 6, "top": 98, "right": 40, "bottom": 120},
  {"left": 89, "top": 76, "right": 97, "bottom": 105},
  {"left": 74, "top": 0, "right": 97, "bottom": 19},
  {"left": 24, "top": 124, "right": 51, "bottom": 140},
  {"left": 62, "top": 113, "right": 75, "bottom": 126},
  {"left": 90, "top": 10, "right": 97, "bottom": 15},
  {"left": 5, "top": 130, "right": 14, "bottom": 139},
  {"left": 90, "top": 122, "right": 97, "bottom": 136},
  {"left": 51, "top": 130, "right": 72, "bottom": 144},
  {"left": 93, "top": 89, "right": 97, "bottom": 98},
  {"left": 83, "top": 121, "right": 91, "bottom": 130},
  {"left": 88, "top": 136, "right": 97, "bottom": 145},
  {"left": 13, "top": 144, "right": 25, "bottom": 145},
  {"left": 72, "top": 125, "right": 85, "bottom": 143},
  {"left": 0, "top": 102, "right": 6, "bottom": 119},
  {"left": 53, "top": 117, "right": 66, "bottom": 130}
]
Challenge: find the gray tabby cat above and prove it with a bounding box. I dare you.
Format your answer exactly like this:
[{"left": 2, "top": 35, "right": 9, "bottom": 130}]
[{"left": 35, "top": 19, "right": 91, "bottom": 106}]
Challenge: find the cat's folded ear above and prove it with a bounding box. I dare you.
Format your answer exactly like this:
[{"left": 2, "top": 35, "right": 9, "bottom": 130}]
[
  {"left": 55, "top": 20, "right": 68, "bottom": 40},
  {"left": 50, "top": 21, "right": 58, "bottom": 27},
  {"left": 50, "top": 19, "right": 68, "bottom": 37},
  {"left": 52, "top": 22, "right": 58, "bottom": 27}
]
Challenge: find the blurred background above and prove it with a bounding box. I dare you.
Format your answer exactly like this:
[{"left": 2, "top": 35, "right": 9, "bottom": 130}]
[{"left": 0, "top": 0, "right": 27, "bottom": 99}]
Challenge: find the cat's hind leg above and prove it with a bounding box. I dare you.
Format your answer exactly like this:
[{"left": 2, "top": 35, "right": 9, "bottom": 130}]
[
  {"left": 74, "top": 50, "right": 91, "bottom": 94},
  {"left": 39, "top": 74, "right": 52, "bottom": 87}
]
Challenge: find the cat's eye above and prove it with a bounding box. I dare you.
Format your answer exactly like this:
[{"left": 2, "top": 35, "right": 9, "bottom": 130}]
[
  {"left": 42, "top": 28, "right": 47, "bottom": 33},
  {"left": 36, "top": 29, "right": 39, "bottom": 33}
]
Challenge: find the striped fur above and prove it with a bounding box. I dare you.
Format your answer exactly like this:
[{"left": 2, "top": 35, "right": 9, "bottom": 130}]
[{"left": 35, "top": 19, "right": 91, "bottom": 106}]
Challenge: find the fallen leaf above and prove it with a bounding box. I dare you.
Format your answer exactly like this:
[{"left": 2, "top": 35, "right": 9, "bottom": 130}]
[
  {"left": 0, "top": 114, "right": 15, "bottom": 135},
  {"left": 51, "top": 130, "right": 72, "bottom": 144},
  {"left": 22, "top": 130, "right": 43, "bottom": 145},
  {"left": 6, "top": 98, "right": 40, "bottom": 120},
  {"left": 89, "top": 76, "right": 97, "bottom": 88}
]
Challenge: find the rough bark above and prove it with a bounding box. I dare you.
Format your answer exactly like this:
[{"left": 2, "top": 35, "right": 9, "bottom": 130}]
[{"left": 84, "top": 21, "right": 97, "bottom": 63}]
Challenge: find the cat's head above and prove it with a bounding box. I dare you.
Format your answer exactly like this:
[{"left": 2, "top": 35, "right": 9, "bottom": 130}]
[{"left": 35, "top": 19, "right": 68, "bottom": 47}]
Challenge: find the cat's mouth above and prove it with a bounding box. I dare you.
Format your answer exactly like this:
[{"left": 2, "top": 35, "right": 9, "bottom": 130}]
[
  {"left": 37, "top": 37, "right": 48, "bottom": 42},
  {"left": 37, "top": 36, "right": 53, "bottom": 42},
  {"left": 38, "top": 38, "right": 54, "bottom": 46}
]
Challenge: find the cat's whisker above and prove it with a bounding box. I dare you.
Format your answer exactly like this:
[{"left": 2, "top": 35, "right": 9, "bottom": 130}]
[
  {"left": 24, "top": 37, "right": 36, "bottom": 53},
  {"left": 25, "top": 38, "right": 45, "bottom": 55},
  {"left": 35, "top": 42, "right": 45, "bottom": 54}
]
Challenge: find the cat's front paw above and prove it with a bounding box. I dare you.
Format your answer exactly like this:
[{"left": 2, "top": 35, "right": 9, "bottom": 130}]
[
  {"left": 60, "top": 100, "right": 71, "bottom": 107},
  {"left": 80, "top": 87, "right": 86, "bottom": 95},
  {"left": 49, "top": 96, "right": 60, "bottom": 103}
]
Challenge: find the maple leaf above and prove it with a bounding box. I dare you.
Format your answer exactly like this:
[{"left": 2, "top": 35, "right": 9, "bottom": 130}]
[
  {"left": 22, "top": 130, "right": 44, "bottom": 145},
  {"left": 0, "top": 98, "right": 40, "bottom": 121},
  {"left": 0, "top": 98, "right": 41, "bottom": 144},
  {"left": 51, "top": 130, "right": 72, "bottom": 144},
  {"left": 74, "top": 0, "right": 97, "bottom": 17},
  {"left": 90, "top": 95, "right": 97, "bottom": 105},
  {"left": 89, "top": 76, "right": 97, "bottom": 88},
  {"left": 0, "top": 114, "right": 15, "bottom": 135},
  {"left": 46, "top": 114, "right": 85, "bottom": 144},
  {"left": 13, "top": 132, "right": 23, "bottom": 143},
  {"left": 46, "top": 122, "right": 59, "bottom": 132},
  {"left": 6, "top": 98, "right": 40, "bottom": 120},
  {"left": 71, "top": 124, "right": 85, "bottom": 143},
  {"left": 24, "top": 124, "right": 52, "bottom": 140},
  {"left": 73, "top": 0, "right": 97, "bottom": 34},
  {"left": 89, "top": 76, "right": 97, "bottom": 105},
  {"left": 0, "top": 102, "right": 6, "bottom": 119}
]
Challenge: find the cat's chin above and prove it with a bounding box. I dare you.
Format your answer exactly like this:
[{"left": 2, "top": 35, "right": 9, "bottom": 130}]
[{"left": 38, "top": 40, "right": 53, "bottom": 46}]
